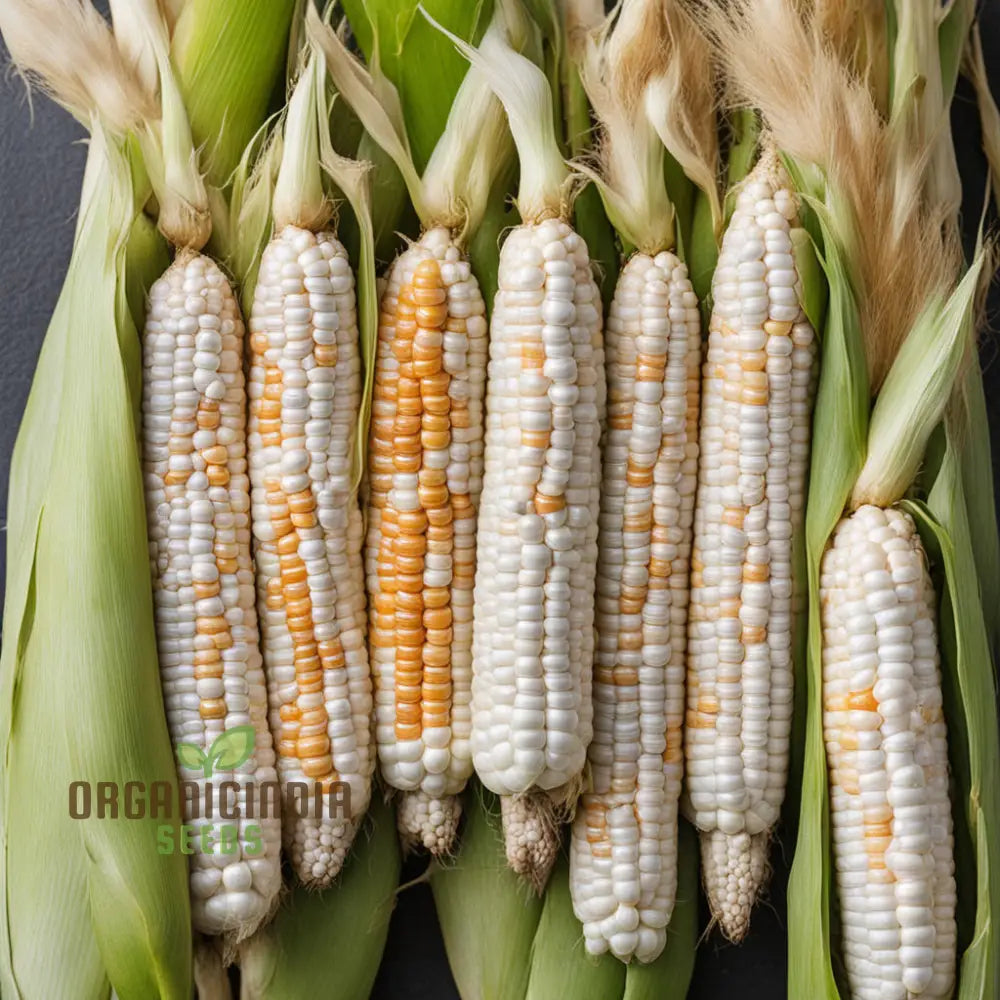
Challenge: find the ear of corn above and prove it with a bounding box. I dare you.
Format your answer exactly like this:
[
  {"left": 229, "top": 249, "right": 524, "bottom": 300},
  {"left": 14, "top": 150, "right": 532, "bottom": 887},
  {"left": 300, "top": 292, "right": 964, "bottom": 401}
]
[
  {"left": 144, "top": 247, "right": 284, "bottom": 940},
  {"left": 570, "top": 248, "right": 700, "bottom": 960},
  {"left": 312, "top": 6, "right": 508, "bottom": 856},
  {"left": 821, "top": 505, "right": 957, "bottom": 998},
  {"left": 474, "top": 209, "right": 604, "bottom": 883},
  {"left": 366, "top": 232, "right": 487, "bottom": 851},
  {"left": 430, "top": 785, "right": 545, "bottom": 1000},
  {"left": 238, "top": 795, "right": 402, "bottom": 1000},
  {"left": 567, "top": 0, "right": 717, "bottom": 962},
  {"left": 432, "top": 13, "right": 605, "bottom": 890},
  {"left": 0, "top": 127, "right": 193, "bottom": 1000},
  {"left": 248, "top": 218, "right": 373, "bottom": 884},
  {"left": 683, "top": 153, "right": 817, "bottom": 941},
  {"left": 244, "top": 46, "right": 377, "bottom": 888}
]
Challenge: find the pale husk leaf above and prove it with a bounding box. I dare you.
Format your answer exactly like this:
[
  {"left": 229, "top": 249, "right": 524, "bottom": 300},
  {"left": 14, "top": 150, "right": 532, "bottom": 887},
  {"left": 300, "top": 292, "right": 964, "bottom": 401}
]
[
  {"left": 238, "top": 796, "right": 400, "bottom": 999},
  {"left": 428, "top": 8, "right": 571, "bottom": 222},
  {"left": 574, "top": 1, "right": 674, "bottom": 254},
  {"left": 108, "top": 0, "right": 211, "bottom": 249},
  {"left": 271, "top": 53, "right": 330, "bottom": 233},
  {"left": 641, "top": 0, "right": 721, "bottom": 234},
  {"left": 852, "top": 255, "right": 984, "bottom": 507},
  {"left": 0, "top": 128, "right": 191, "bottom": 1000}
]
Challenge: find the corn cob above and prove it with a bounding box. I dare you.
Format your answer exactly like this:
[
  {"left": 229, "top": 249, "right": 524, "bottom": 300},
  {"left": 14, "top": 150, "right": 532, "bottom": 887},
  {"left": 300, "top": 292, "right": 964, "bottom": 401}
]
[
  {"left": 421, "top": 10, "right": 607, "bottom": 890},
  {"left": 248, "top": 223, "right": 372, "bottom": 886},
  {"left": 366, "top": 227, "right": 487, "bottom": 853},
  {"left": 144, "top": 250, "right": 282, "bottom": 937},
  {"left": 565, "top": 0, "right": 719, "bottom": 959},
  {"left": 472, "top": 214, "right": 604, "bottom": 885},
  {"left": 683, "top": 156, "right": 816, "bottom": 940},
  {"left": 571, "top": 250, "right": 700, "bottom": 961},
  {"left": 821, "top": 506, "right": 956, "bottom": 1000},
  {"left": 310, "top": 6, "right": 510, "bottom": 857}
]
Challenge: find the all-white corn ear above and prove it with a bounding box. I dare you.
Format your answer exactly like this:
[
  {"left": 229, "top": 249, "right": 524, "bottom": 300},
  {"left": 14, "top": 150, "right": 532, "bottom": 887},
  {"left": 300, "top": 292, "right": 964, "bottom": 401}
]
[
  {"left": 570, "top": 250, "right": 701, "bottom": 962},
  {"left": 366, "top": 226, "right": 487, "bottom": 854},
  {"left": 683, "top": 160, "right": 816, "bottom": 941},
  {"left": 248, "top": 225, "right": 373, "bottom": 887},
  {"left": 472, "top": 216, "right": 605, "bottom": 884},
  {"left": 821, "top": 505, "right": 956, "bottom": 1000},
  {"left": 143, "top": 250, "right": 282, "bottom": 939}
]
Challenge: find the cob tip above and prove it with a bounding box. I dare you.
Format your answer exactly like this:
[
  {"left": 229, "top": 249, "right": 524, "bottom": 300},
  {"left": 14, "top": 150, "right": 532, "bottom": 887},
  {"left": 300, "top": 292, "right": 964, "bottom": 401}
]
[
  {"left": 501, "top": 792, "right": 562, "bottom": 894},
  {"left": 397, "top": 791, "right": 463, "bottom": 857},
  {"left": 699, "top": 829, "right": 770, "bottom": 943}
]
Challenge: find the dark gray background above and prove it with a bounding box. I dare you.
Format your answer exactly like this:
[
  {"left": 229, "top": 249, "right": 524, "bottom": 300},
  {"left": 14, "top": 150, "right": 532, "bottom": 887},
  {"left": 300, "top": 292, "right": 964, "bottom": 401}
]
[{"left": 1, "top": 8, "right": 998, "bottom": 1000}]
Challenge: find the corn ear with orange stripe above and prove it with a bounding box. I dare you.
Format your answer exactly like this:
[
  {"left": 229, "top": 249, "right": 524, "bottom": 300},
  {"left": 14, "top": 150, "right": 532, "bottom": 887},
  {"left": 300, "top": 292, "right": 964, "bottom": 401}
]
[
  {"left": 244, "top": 42, "right": 376, "bottom": 888},
  {"left": 248, "top": 225, "right": 372, "bottom": 887},
  {"left": 308, "top": 4, "right": 508, "bottom": 858},
  {"left": 565, "top": 0, "right": 718, "bottom": 961},
  {"left": 820, "top": 506, "right": 956, "bottom": 999},
  {"left": 366, "top": 231, "right": 487, "bottom": 854}
]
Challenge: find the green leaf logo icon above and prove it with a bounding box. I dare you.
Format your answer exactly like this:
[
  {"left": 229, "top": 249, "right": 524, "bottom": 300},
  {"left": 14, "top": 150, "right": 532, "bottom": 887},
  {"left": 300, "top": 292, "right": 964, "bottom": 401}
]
[
  {"left": 175, "top": 726, "right": 257, "bottom": 778},
  {"left": 206, "top": 726, "right": 257, "bottom": 776},
  {"left": 176, "top": 743, "right": 206, "bottom": 772}
]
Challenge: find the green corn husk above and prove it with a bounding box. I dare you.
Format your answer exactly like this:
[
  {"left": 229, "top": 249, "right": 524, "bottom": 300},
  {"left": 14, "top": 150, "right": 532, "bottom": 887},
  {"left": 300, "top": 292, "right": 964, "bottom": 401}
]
[
  {"left": 908, "top": 430, "right": 1000, "bottom": 998},
  {"left": 340, "top": 0, "right": 495, "bottom": 172},
  {"left": 468, "top": 156, "right": 519, "bottom": 315},
  {"left": 955, "top": 361, "right": 1000, "bottom": 658},
  {"left": 0, "top": 128, "right": 191, "bottom": 1000},
  {"left": 784, "top": 109, "right": 999, "bottom": 1000},
  {"left": 431, "top": 787, "right": 544, "bottom": 1000},
  {"left": 786, "top": 224, "right": 874, "bottom": 1000},
  {"left": 170, "top": 0, "right": 297, "bottom": 189},
  {"left": 523, "top": 822, "right": 699, "bottom": 1000},
  {"left": 238, "top": 795, "right": 401, "bottom": 999}
]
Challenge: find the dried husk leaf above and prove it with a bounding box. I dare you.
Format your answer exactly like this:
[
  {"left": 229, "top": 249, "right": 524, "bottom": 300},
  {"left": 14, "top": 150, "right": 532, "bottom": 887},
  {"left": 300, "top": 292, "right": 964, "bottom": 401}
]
[{"left": 705, "top": 0, "right": 957, "bottom": 390}]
